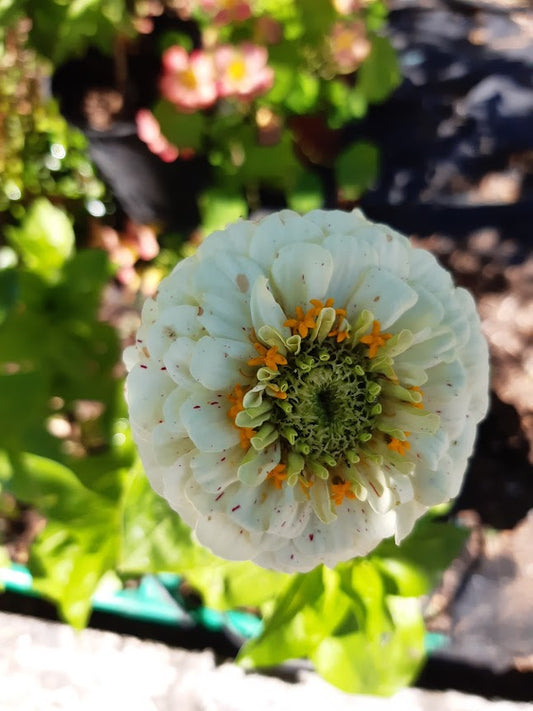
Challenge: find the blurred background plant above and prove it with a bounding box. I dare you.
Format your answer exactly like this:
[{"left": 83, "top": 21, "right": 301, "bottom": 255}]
[{"left": 1, "top": 0, "right": 531, "bottom": 699}]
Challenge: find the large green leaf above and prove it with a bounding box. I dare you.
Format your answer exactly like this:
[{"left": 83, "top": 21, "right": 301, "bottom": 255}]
[
  {"left": 335, "top": 141, "right": 379, "bottom": 201},
  {"left": 357, "top": 35, "right": 401, "bottom": 104},
  {"left": 5, "top": 451, "right": 125, "bottom": 628},
  {"left": 372, "top": 514, "right": 470, "bottom": 593},
  {"left": 239, "top": 559, "right": 425, "bottom": 696},
  {"left": 154, "top": 99, "right": 206, "bottom": 150},
  {"left": 28, "top": 0, "right": 130, "bottom": 64},
  {"left": 120, "top": 466, "right": 288, "bottom": 610},
  {"left": 5, "top": 198, "right": 74, "bottom": 283},
  {"left": 0, "top": 372, "right": 48, "bottom": 450},
  {"left": 199, "top": 187, "right": 248, "bottom": 235},
  {"left": 287, "top": 171, "right": 323, "bottom": 213}
]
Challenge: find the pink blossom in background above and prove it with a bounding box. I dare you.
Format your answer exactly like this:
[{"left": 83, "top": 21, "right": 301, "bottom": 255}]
[
  {"left": 136, "top": 109, "right": 180, "bottom": 163},
  {"left": 214, "top": 43, "right": 274, "bottom": 100},
  {"left": 329, "top": 21, "right": 371, "bottom": 73},
  {"left": 95, "top": 220, "right": 159, "bottom": 286},
  {"left": 160, "top": 46, "right": 217, "bottom": 112},
  {"left": 200, "top": 0, "right": 252, "bottom": 25}
]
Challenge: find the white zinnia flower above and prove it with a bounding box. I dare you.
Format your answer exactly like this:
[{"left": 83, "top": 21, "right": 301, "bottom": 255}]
[{"left": 125, "top": 209, "right": 489, "bottom": 573}]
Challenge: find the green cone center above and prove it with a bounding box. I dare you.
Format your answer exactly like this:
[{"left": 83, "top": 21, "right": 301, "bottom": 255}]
[{"left": 270, "top": 340, "right": 382, "bottom": 462}]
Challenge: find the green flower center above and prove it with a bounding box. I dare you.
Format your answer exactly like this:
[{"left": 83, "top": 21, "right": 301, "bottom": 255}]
[{"left": 269, "top": 339, "right": 381, "bottom": 464}]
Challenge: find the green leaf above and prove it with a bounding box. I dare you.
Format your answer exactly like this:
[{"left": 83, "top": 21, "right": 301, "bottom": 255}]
[
  {"left": 184, "top": 559, "right": 289, "bottom": 612},
  {"left": 240, "top": 559, "right": 425, "bottom": 696},
  {"left": 6, "top": 198, "right": 74, "bottom": 283},
  {"left": 30, "top": 518, "right": 119, "bottom": 628},
  {"left": 240, "top": 129, "right": 301, "bottom": 189},
  {"left": 5, "top": 452, "right": 123, "bottom": 628},
  {"left": 0, "top": 268, "right": 18, "bottom": 326},
  {"left": 28, "top": 0, "right": 130, "bottom": 64},
  {"left": 285, "top": 73, "right": 320, "bottom": 115},
  {"left": 0, "top": 372, "right": 48, "bottom": 450},
  {"left": 287, "top": 171, "right": 323, "bottom": 213},
  {"left": 357, "top": 35, "right": 401, "bottom": 104},
  {"left": 199, "top": 187, "right": 247, "bottom": 235},
  {"left": 238, "top": 568, "right": 325, "bottom": 668},
  {"left": 120, "top": 463, "right": 198, "bottom": 575},
  {"left": 335, "top": 141, "right": 379, "bottom": 201},
  {"left": 153, "top": 99, "right": 206, "bottom": 150},
  {"left": 372, "top": 514, "right": 470, "bottom": 593},
  {"left": 121, "top": 465, "right": 288, "bottom": 610},
  {"left": 311, "top": 596, "right": 424, "bottom": 695}
]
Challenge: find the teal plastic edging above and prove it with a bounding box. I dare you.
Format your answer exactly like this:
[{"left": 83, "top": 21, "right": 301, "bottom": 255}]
[{"left": 0, "top": 563, "right": 263, "bottom": 641}]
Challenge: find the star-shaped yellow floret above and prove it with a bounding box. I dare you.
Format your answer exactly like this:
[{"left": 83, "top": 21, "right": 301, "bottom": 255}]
[
  {"left": 248, "top": 343, "right": 287, "bottom": 371},
  {"left": 331, "top": 479, "right": 357, "bottom": 506},
  {"left": 387, "top": 435, "right": 411, "bottom": 456},
  {"left": 284, "top": 306, "right": 317, "bottom": 338},
  {"left": 227, "top": 383, "right": 246, "bottom": 420},
  {"left": 359, "top": 320, "right": 392, "bottom": 358},
  {"left": 266, "top": 463, "right": 287, "bottom": 490}
]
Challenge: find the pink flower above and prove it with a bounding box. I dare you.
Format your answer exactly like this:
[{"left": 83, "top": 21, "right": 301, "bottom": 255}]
[
  {"left": 160, "top": 46, "right": 217, "bottom": 112},
  {"left": 329, "top": 21, "right": 370, "bottom": 74},
  {"left": 200, "top": 0, "right": 252, "bottom": 25},
  {"left": 136, "top": 109, "right": 180, "bottom": 163},
  {"left": 214, "top": 43, "right": 274, "bottom": 101}
]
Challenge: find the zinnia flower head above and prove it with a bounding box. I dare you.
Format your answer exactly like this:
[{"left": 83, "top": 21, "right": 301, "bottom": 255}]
[
  {"left": 160, "top": 46, "right": 217, "bottom": 112},
  {"left": 125, "top": 209, "right": 489, "bottom": 573},
  {"left": 214, "top": 43, "right": 274, "bottom": 100}
]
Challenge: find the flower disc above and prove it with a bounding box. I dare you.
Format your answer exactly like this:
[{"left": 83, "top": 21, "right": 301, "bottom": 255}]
[{"left": 125, "top": 209, "right": 489, "bottom": 572}]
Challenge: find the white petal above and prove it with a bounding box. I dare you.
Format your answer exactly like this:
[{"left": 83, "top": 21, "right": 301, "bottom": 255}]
[
  {"left": 394, "top": 500, "right": 428, "bottom": 543},
  {"left": 395, "top": 329, "right": 457, "bottom": 370},
  {"left": 270, "top": 243, "right": 334, "bottom": 314},
  {"left": 237, "top": 444, "right": 280, "bottom": 486},
  {"left": 123, "top": 345, "right": 139, "bottom": 371},
  {"left": 217, "top": 480, "right": 309, "bottom": 538},
  {"left": 408, "top": 428, "right": 449, "bottom": 469},
  {"left": 146, "top": 305, "right": 204, "bottom": 360},
  {"left": 193, "top": 252, "right": 263, "bottom": 300},
  {"left": 162, "top": 388, "right": 191, "bottom": 438},
  {"left": 305, "top": 208, "right": 369, "bottom": 236},
  {"left": 455, "top": 289, "right": 490, "bottom": 422},
  {"left": 344, "top": 267, "right": 418, "bottom": 329},
  {"left": 198, "top": 219, "right": 254, "bottom": 258},
  {"left": 126, "top": 364, "right": 173, "bottom": 437},
  {"left": 393, "top": 285, "right": 445, "bottom": 335},
  {"left": 190, "top": 336, "right": 254, "bottom": 391},
  {"left": 409, "top": 247, "right": 454, "bottom": 300},
  {"left": 163, "top": 337, "right": 198, "bottom": 388},
  {"left": 322, "top": 233, "right": 378, "bottom": 307},
  {"left": 152, "top": 426, "right": 195, "bottom": 467},
  {"left": 249, "top": 276, "right": 291, "bottom": 340},
  {"left": 249, "top": 211, "right": 323, "bottom": 269},
  {"left": 180, "top": 392, "right": 239, "bottom": 451},
  {"left": 157, "top": 257, "right": 197, "bottom": 308},
  {"left": 412, "top": 454, "right": 457, "bottom": 505},
  {"left": 190, "top": 447, "right": 242, "bottom": 493},
  {"left": 136, "top": 439, "right": 165, "bottom": 495},
  {"left": 199, "top": 291, "right": 252, "bottom": 341},
  {"left": 194, "top": 512, "right": 265, "bottom": 561},
  {"left": 160, "top": 454, "right": 203, "bottom": 528}
]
